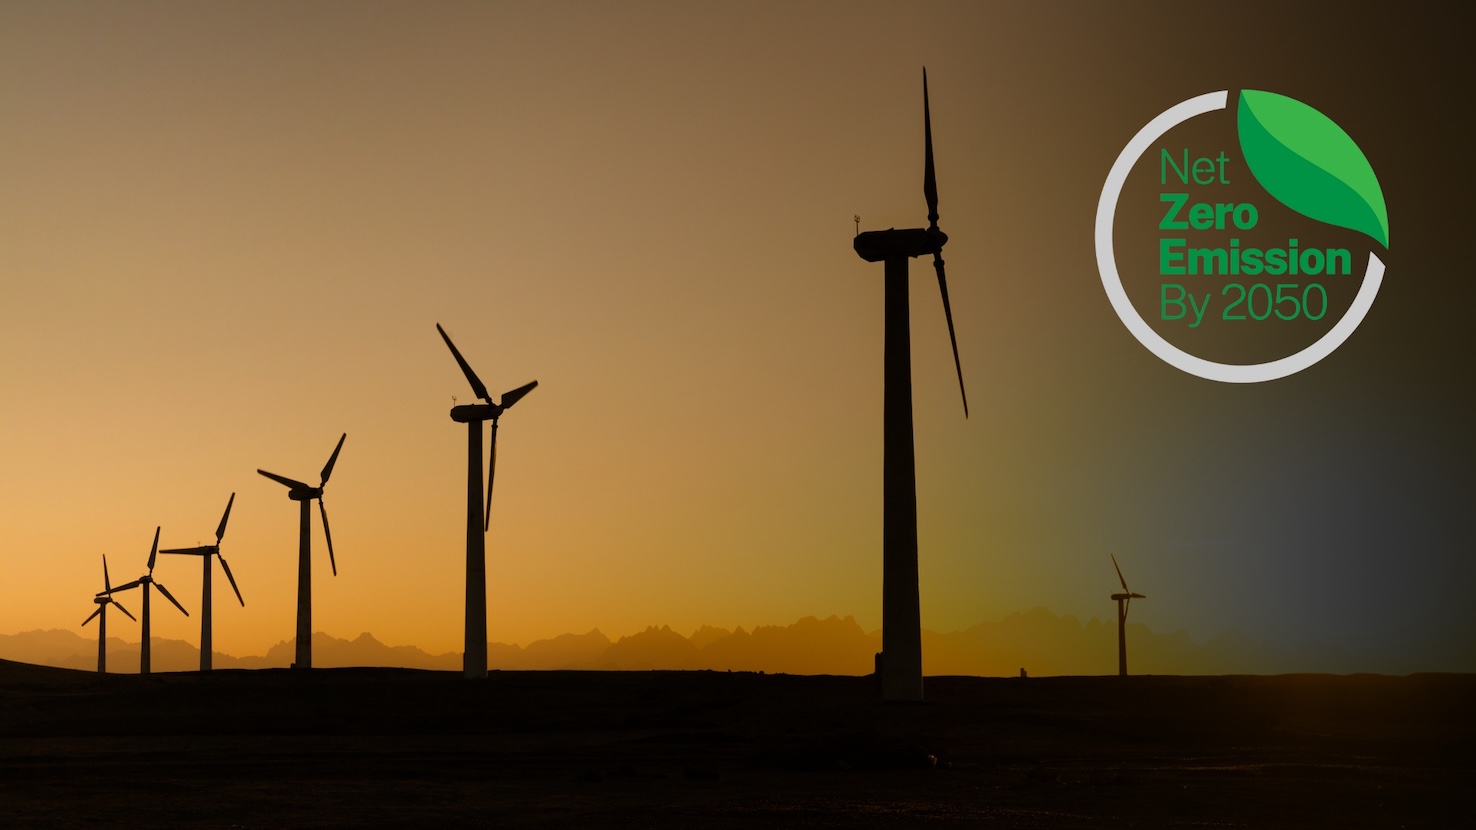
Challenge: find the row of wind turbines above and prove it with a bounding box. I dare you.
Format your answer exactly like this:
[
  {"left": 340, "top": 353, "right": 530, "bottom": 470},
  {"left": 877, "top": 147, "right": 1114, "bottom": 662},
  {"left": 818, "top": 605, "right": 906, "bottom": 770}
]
[
  {"left": 83, "top": 434, "right": 346, "bottom": 674},
  {"left": 78, "top": 69, "right": 1151, "bottom": 686},
  {"left": 82, "top": 322, "right": 530, "bottom": 678},
  {"left": 77, "top": 314, "right": 1148, "bottom": 679}
]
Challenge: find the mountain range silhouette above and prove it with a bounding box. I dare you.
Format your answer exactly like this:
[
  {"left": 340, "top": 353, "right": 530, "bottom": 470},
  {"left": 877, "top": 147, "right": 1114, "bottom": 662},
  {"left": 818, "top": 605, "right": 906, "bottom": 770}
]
[{"left": 0, "top": 609, "right": 1355, "bottom": 675}]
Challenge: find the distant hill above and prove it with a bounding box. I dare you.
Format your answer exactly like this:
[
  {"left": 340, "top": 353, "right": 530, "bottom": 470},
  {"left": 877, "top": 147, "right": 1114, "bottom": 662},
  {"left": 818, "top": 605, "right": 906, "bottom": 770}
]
[
  {"left": 0, "top": 610, "right": 1354, "bottom": 676},
  {"left": 0, "top": 630, "right": 460, "bottom": 673}
]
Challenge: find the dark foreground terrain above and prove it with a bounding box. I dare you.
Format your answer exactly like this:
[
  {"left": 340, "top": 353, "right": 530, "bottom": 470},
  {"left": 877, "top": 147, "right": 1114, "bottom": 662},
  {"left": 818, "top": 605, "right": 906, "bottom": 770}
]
[{"left": 1, "top": 661, "right": 1471, "bottom": 828}]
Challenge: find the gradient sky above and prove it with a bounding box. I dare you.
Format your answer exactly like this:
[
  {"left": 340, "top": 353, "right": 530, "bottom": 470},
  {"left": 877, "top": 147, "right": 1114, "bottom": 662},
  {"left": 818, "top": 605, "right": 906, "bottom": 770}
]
[{"left": 2, "top": 1, "right": 1471, "bottom": 673}]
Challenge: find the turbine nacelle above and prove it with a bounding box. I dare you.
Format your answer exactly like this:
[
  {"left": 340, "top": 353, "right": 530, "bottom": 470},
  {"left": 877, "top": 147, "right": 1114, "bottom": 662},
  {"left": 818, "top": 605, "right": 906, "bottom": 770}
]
[
  {"left": 853, "top": 227, "right": 947, "bottom": 263},
  {"left": 451, "top": 402, "right": 505, "bottom": 423}
]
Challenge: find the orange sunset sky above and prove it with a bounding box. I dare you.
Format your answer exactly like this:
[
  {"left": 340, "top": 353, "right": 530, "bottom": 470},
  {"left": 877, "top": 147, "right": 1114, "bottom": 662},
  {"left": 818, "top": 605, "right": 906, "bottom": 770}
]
[{"left": 2, "top": 1, "right": 1471, "bottom": 672}]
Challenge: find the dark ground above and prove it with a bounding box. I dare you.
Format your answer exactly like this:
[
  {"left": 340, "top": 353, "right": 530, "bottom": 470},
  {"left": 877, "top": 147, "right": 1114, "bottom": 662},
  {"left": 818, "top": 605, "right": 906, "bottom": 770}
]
[{"left": 1, "top": 660, "right": 1471, "bottom": 827}]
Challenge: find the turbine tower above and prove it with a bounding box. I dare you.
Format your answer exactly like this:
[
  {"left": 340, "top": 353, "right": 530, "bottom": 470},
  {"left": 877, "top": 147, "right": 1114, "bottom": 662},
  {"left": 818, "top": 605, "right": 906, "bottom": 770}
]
[
  {"left": 851, "top": 69, "right": 969, "bottom": 702},
  {"left": 98, "top": 526, "right": 189, "bottom": 675},
  {"left": 436, "top": 323, "right": 538, "bottom": 679},
  {"left": 259, "top": 434, "right": 346, "bottom": 670},
  {"left": 81, "top": 555, "right": 134, "bottom": 673},
  {"left": 161, "top": 494, "right": 244, "bottom": 671},
  {"left": 1110, "top": 554, "right": 1146, "bottom": 677}
]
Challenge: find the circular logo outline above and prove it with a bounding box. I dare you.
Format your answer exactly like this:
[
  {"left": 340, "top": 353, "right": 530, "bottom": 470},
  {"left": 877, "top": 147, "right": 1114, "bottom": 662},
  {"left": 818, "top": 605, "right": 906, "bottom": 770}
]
[{"left": 1094, "top": 91, "right": 1385, "bottom": 383}]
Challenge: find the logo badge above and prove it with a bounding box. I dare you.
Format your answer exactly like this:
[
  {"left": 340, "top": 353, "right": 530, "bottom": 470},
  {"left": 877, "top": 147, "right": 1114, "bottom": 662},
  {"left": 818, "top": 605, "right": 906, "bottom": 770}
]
[{"left": 1095, "top": 91, "right": 1389, "bottom": 382}]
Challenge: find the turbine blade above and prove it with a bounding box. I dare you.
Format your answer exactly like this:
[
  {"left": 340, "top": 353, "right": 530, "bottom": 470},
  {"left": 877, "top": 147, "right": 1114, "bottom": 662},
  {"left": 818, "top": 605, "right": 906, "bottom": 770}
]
[
  {"left": 154, "top": 581, "right": 189, "bottom": 616},
  {"left": 148, "top": 526, "right": 160, "bottom": 572},
  {"left": 923, "top": 67, "right": 938, "bottom": 229},
  {"left": 933, "top": 255, "right": 967, "bottom": 417},
  {"left": 112, "top": 599, "right": 136, "bottom": 622},
  {"left": 99, "top": 579, "right": 142, "bottom": 596},
  {"left": 258, "top": 469, "right": 310, "bottom": 491},
  {"left": 319, "top": 498, "right": 337, "bottom": 576},
  {"left": 82, "top": 607, "right": 102, "bottom": 627},
  {"left": 1112, "top": 554, "right": 1129, "bottom": 593},
  {"left": 320, "top": 433, "right": 346, "bottom": 486},
  {"left": 218, "top": 556, "right": 245, "bottom": 606},
  {"left": 500, "top": 380, "right": 538, "bottom": 411},
  {"left": 436, "top": 323, "right": 491, "bottom": 403},
  {"left": 1132, "top": 592, "right": 1146, "bottom": 599},
  {"left": 484, "top": 424, "right": 498, "bottom": 533},
  {"left": 103, "top": 555, "right": 111, "bottom": 592},
  {"left": 216, "top": 492, "right": 236, "bottom": 542},
  {"left": 160, "top": 546, "right": 212, "bottom": 556}
]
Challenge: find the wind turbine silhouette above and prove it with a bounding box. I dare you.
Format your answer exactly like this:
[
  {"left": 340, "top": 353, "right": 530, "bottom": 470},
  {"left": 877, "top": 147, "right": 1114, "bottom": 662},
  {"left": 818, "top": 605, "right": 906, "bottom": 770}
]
[
  {"left": 436, "top": 323, "right": 538, "bottom": 679},
  {"left": 161, "top": 494, "right": 244, "bottom": 671},
  {"left": 97, "top": 526, "right": 189, "bottom": 675},
  {"left": 81, "top": 555, "right": 134, "bottom": 673},
  {"left": 259, "top": 434, "right": 346, "bottom": 670},
  {"left": 851, "top": 69, "right": 968, "bottom": 702},
  {"left": 1111, "top": 554, "right": 1146, "bottom": 677}
]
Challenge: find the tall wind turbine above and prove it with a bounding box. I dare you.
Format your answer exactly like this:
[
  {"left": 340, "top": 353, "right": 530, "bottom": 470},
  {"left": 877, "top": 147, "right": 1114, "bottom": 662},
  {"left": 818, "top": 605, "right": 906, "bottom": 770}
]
[
  {"left": 98, "top": 527, "right": 189, "bottom": 675},
  {"left": 1110, "top": 554, "right": 1146, "bottom": 677},
  {"left": 851, "top": 69, "right": 969, "bottom": 702},
  {"left": 259, "top": 434, "right": 346, "bottom": 670},
  {"left": 161, "top": 494, "right": 244, "bottom": 671},
  {"left": 81, "top": 555, "right": 135, "bottom": 673},
  {"left": 436, "top": 323, "right": 538, "bottom": 679}
]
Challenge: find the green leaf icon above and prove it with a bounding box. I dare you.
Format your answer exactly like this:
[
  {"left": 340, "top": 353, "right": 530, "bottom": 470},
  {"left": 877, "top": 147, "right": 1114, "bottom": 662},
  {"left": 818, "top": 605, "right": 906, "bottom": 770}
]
[{"left": 1237, "top": 90, "right": 1389, "bottom": 248}]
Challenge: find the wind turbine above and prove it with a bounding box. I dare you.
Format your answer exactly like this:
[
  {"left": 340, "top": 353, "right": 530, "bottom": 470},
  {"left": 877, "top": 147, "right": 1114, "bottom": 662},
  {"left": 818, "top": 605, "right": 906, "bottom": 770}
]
[
  {"left": 436, "top": 323, "right": 538, "bottom": 679},
  {"left": 81, "top": 555, "right": 134, "bottom": 673},
  {"left": 161, "top": 494, "right": 244, "bottom": 671},
  {"left": 98, "top": 526, "right": 189, "bottom": 675},
  {"left": 258, "top": 434, "right": 346, "bottom": 670},
  {"left": 851, "top": 69, "right": 969, "bottom": 702},
  {"left": 1110, "top": 554, "right": 1146, "bottom": 677}
]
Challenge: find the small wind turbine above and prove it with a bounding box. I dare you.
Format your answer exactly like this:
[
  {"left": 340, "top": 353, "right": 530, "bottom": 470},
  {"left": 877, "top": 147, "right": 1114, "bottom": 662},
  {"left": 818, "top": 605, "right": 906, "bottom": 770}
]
[
  {"left": 259, "top": 434, "right": 346, "bottom": 670},
  {"left": 81, "top": 555, "right": 135, "bottom": 673},
  {"left": 161, "top": 494, "right": 244, "bottom": 671},
  {"left": 98, "top": 526, "right": 189, "bottom": 675},
  {"left": 435, "top": 323, "right": 538, "bottom": 679},
  {"left": 851, "top": 69, "right": 969, "bottom": 702},
  {"left": 1110, "top": 554, "right": 1146, "bottom": 677}
]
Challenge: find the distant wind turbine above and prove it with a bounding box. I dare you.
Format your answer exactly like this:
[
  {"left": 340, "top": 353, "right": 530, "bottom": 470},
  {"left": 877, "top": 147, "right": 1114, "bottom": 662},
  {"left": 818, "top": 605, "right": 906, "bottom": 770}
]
[
  {"left": 98, "top": 526, "right": 189, "bottom": 675},
  {"left": 259, "top": 434, "right": 346, "bottom": 670},
  {"left": 161, "top": 494, "right": 244, "bottom": 671},
  {"left": 81, "top": 555, "right": 135, "bottom": 673},
  {"left": 436, "top": 323, "right": 538, "bottom": 679},
  {"left": 1111, "top": 554, "right": 1147, "bottom": 676}
]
